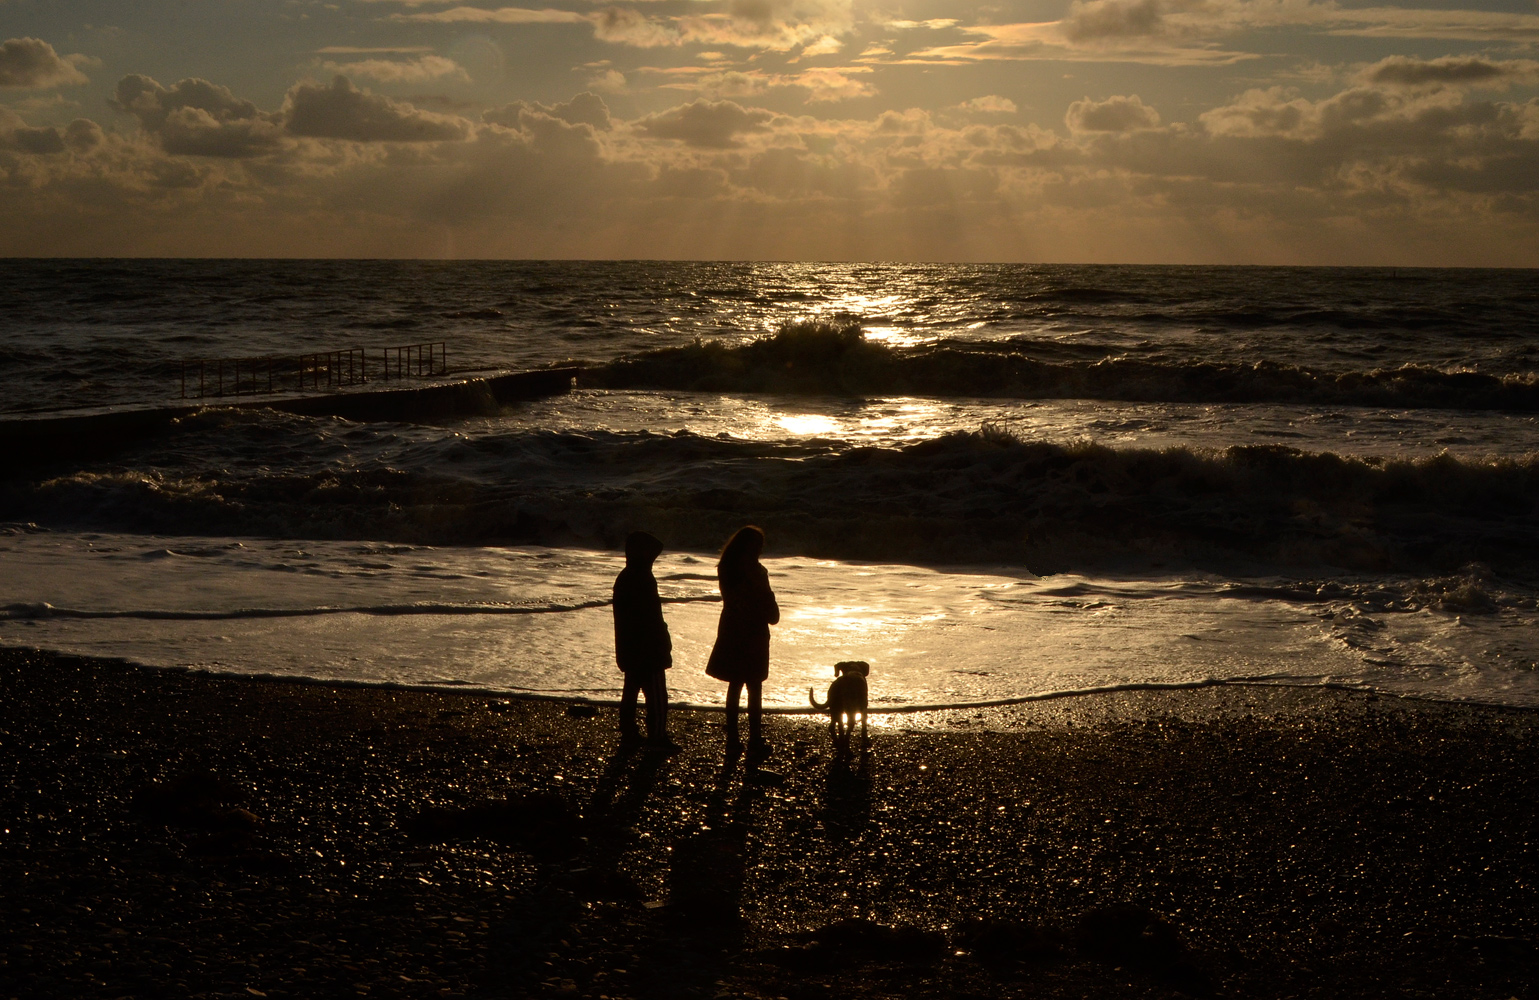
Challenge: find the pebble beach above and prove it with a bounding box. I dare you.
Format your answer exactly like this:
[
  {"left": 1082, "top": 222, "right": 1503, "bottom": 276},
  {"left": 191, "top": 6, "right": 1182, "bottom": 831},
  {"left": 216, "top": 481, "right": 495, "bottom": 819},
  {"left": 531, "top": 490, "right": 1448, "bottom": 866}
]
[{"left": 4, "top": 647, "right": 1537, "bottom": 999}]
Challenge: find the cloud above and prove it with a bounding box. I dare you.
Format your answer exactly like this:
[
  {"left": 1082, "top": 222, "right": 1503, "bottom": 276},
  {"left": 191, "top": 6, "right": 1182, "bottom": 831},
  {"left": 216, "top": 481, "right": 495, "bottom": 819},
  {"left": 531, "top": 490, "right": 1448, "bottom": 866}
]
[
  {"left": 1364, "top": 56, "right": 1539, "bottom": 90},
  {"left": 1060, "top": 0, "right": 1166, "bottom": 42},
  {"left": 284, "top": 76, "right": 472, "bottom": 141},
  {"left": 654, "top": 65, "right": 874, "bottom": 103},
  {"left": 400, "top": 0, "right": 857, "bottom": 52},
  {"left": 0, "top": 37, "right": 92, "bottom": 89},
  {"left": 0, "top": 106, "right": 64, "bottom": 153},
  {"left": 905, "top": 1, "right": 1539, "bottom": 67},
  {"left": 801, "top": 35, "right": 843, "bottom": 56},
  {"left": 954, "top": 95, "right": 1018, "bottom": 114},
  {"left": 589, "top": 7, "right": 683, "bottom": 47},
  {"left": 1066, "top": 94, "right": 1160, "bottom": 132},
  {"left": 588, "top": 68, "right": 629, "bottom": 94},
  {"left": 315, "top": 46, "right": 435, "bottom": 55},
  {"left": 906, "top": 20, "right": 1254, "bottom": 67},
  {"left": 792, "top": 67, "right": 875, "bottom": 102},
  {"left": 395, "top": 6, "right": 589, "bottom": 25},
  {"left": 1320, "top": 5, "right": 1539, "bottom": 41},
  {"left": 111, "top": 74, "right": 287, "bottom": 157},
  {"left": 485, "top": 91, "right": 613, "bottom": 129},
  {"left": 6, "top": 57, "right": 1539, "bottom": 264},
  {"left": 636, "top": 99, "right": 774, "bottom": 147},
  {"left": 321, "top": 55, "right": 470, "bottom": 84}
]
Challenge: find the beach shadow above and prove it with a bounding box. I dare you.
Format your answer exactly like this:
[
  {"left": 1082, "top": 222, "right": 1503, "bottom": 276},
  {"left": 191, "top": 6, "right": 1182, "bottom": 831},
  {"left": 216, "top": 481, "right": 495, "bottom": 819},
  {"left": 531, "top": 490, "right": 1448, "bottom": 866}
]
[
  {"left": 587, "top": 742, "right": 670, "bottom": 850},
  {"left": 820, "top": 751, "right": 873, "bottom": 842},
  {"left": 661, "top": 758, "right": 770, "bottom": 936}
]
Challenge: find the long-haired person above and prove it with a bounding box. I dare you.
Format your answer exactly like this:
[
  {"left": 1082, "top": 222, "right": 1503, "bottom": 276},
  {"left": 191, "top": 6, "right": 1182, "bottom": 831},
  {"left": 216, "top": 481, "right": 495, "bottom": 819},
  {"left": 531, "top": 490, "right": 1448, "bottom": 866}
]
[{"left": 704, "top": 525, "right": 780, "bottom": 763}]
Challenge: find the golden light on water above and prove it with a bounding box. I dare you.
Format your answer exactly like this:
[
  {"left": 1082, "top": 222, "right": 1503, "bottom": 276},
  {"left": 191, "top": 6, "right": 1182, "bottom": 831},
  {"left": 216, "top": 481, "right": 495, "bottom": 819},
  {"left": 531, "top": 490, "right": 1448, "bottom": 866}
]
[
  {"left": 776, "top": 414, "right": 840, "bottom": 436},
  {"left": 767, "top": 400, "right": 952, "bottom": 441}
]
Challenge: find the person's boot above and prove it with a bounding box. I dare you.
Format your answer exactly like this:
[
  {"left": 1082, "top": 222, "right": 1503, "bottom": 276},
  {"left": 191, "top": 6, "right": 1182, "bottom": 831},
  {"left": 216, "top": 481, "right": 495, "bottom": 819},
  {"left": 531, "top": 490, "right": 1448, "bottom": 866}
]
[
  {"left": 619, "top": 724, "right": 643, "bottom": 748},
  {"left": 746, "top": 737, "right": 771, "bottom": 765}
]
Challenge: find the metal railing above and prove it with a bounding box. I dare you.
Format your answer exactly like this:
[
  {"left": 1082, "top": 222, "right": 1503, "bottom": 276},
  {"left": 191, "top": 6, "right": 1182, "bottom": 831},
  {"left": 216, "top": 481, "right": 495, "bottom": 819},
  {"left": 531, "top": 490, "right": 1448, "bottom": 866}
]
[
  {"left": 297, "top": 349, "right": 368, "bottom": 392},
  {"left": 180, "top": 342, "right": 447, "bottom": 399},
  {"left": 181, "top": 356, "right": 275, "bottom": 399},
  {"left": 380, "top": 342, "right": 448, "bottom": 380}
]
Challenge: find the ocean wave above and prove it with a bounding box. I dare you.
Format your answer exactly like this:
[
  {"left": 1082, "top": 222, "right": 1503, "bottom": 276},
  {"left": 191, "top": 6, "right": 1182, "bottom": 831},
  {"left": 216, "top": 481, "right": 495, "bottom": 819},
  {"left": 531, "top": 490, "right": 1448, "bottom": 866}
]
[
  {"left": 8, "top": 421, "right": 1539, "bottom": 576},
  {"left": 586, "top": 319, "right": 1539, "bottom": 411}
]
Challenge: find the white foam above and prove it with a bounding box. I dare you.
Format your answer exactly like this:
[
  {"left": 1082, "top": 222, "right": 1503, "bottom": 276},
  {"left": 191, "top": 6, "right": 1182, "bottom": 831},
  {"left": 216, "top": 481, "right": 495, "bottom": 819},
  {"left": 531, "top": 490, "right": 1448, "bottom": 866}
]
[{"left": 4, "top": 529, "right": 1537, "bottom": 710}]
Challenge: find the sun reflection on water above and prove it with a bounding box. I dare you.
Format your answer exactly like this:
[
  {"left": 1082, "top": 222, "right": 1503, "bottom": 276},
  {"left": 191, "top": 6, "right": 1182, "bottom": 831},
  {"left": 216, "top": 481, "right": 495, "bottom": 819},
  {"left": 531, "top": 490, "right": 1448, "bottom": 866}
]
[{"left": 776, "top": 413, "right": 840, "bottom": 436}]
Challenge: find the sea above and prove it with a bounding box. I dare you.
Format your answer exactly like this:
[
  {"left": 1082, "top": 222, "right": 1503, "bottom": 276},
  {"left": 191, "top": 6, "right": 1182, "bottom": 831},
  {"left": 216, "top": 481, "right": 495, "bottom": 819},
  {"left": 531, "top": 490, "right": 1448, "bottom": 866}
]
[{"left": 2, "top": 259, "right": 1538, "bottom": 716}]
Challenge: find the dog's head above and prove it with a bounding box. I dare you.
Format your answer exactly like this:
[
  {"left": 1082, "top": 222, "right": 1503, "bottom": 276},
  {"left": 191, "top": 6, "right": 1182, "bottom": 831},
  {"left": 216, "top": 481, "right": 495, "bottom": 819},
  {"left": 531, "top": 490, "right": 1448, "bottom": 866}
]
[{"left": 834, "top": 660, "right": 870, "bottom": 677}]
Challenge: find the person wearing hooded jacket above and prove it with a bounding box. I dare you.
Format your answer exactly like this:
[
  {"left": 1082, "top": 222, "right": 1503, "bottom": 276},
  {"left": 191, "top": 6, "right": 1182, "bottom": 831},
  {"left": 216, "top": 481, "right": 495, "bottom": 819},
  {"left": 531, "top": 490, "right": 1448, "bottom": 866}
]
[{"left": 613, "top": 531, "right": 679, "bottom": 752}]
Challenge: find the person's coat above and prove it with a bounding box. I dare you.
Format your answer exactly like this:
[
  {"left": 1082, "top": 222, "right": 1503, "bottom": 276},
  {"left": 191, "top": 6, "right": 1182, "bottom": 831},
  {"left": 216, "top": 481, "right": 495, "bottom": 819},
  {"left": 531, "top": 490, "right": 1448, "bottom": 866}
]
[
  {"left": 613, "top": 565, "right": 672, "bottom": 675},
  {"left": 704, "top": 562, "right": 779, "bottom": 683}
]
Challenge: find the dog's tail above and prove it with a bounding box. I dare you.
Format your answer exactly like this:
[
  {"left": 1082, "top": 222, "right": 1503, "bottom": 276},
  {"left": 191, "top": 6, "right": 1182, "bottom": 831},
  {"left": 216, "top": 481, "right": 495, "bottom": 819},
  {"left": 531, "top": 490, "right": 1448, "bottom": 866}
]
[{"left": 808, "top": 687, "right": 828, "bottom": 710}]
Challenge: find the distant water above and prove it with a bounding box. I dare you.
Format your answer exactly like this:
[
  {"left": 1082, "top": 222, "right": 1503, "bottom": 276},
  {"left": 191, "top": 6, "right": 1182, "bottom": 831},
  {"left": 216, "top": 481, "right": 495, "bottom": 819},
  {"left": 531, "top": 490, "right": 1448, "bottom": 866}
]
[{"left": 2, "top": 260, "right": 1537, "bottom": 711}]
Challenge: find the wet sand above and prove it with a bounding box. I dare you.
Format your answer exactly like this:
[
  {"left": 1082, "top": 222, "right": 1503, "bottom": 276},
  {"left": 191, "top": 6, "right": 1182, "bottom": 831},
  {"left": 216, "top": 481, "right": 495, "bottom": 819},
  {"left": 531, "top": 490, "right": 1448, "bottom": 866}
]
[{"left": 3, "top": 646, "right": 1537, "bottom": 999}]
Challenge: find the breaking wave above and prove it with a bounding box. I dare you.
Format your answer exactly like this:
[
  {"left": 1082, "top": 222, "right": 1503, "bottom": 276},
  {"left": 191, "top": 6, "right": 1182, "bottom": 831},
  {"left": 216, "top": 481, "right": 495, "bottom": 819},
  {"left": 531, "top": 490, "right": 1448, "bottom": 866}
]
[
  {"left": 8, "top": 417, "right": 1539, "bottom": 576},
  {"left": 586, "top": 320, "right": 1539, "bottom": 411}
]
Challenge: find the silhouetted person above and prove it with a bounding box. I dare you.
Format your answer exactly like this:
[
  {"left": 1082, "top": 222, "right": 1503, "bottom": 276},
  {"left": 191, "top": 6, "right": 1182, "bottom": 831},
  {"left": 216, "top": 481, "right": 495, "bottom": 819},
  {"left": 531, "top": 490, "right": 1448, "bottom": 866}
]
[
  {"left": 613, "top": 531, "right": 678, "bottom": 752},
  {"left": 705, "top": 525, "right": 779, "bottom": 764}
]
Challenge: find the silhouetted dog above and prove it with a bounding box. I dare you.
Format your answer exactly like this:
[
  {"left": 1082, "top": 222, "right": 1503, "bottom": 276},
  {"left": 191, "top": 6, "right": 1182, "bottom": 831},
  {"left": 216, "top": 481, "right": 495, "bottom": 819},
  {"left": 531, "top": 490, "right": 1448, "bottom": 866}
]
[{"left": 809, "top": 660, "right": 869, "bottom": 750}]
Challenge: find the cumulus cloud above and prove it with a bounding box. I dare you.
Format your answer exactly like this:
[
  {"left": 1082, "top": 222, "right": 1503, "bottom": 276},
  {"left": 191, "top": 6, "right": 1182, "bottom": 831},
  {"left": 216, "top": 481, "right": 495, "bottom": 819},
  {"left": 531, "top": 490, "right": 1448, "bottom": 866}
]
[
  {"left": 284, "top": 76, "right": 472, "bottom": 142},
  {"left": 0, "top": 106, "right": 64, "bottom": 153},
  {"left": 6, "top": 50, "right": 1539, "bottom": 263},
  {"left": 1066, "top": 94, "right": 1160, "bottom": 132},
  {"left": 111, "top": 75, "right": 286, "bottom": 157},
  {"left": 484, "top": 92, "right": 612, "bottom": 130},
  {"left": 0, "top": 37, "right": 92, "bottom": 89},
  {"left": 0, "top": 111, "right": 105, "bottom": 157},
  {"left": 636, "top": 99, "right": 775, "bottom": 147},
  {"left": 321, "top": 55, "right": 470, "bottom": 84}
]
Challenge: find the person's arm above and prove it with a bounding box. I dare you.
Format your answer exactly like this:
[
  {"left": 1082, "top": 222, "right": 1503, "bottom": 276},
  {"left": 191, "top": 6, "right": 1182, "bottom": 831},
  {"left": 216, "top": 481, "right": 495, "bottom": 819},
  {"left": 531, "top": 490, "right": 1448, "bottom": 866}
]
[
  {"left": 760, "top": 566, "right": 780, "bottom": 625},
  {"left": 650, "top": 576, "right": 672, "bottom": 653}
]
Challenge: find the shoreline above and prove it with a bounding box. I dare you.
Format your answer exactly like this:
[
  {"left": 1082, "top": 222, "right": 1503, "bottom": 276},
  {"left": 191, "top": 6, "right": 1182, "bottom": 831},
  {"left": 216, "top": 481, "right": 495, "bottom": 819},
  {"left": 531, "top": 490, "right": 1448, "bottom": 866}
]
[
  {"left": 7, "top": 641, "right": 1538, "bottom": 726},
  {"left": 4, "top": 646, "right": 1538, "bottom": 998}
]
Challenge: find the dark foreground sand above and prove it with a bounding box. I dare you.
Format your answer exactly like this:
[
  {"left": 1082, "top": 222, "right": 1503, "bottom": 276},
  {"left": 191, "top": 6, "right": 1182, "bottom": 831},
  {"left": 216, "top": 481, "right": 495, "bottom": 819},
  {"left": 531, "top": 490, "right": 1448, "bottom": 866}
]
[{"left": 3, "top": 648, "right": 1537, "bottom": 999}]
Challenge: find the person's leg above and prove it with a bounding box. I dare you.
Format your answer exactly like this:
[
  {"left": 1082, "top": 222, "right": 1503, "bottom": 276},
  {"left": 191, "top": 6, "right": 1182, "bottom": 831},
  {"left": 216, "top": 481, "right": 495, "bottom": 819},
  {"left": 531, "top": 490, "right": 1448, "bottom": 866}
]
[
  {"left": 619, "top": 674, "right": 641, "bottom": 739},
  {"left": 643, "top": 669, "right": 669, "bottom": 740},
  {"left": 747, "top": 683, "right": 763, "bottom": 744},
  {"left": 725, "top": 681, "right": 743, "bottom": 750},
  {"left": 746, "top": 682, "right": 770, "bottom": 763}
]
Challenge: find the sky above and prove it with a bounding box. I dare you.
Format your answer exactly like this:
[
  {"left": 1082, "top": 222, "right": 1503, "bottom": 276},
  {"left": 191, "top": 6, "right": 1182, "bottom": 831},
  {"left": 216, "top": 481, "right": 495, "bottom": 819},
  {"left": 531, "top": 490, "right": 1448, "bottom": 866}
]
[{"left": 2, "top": 0, "right": 1538, "bottom": 263}]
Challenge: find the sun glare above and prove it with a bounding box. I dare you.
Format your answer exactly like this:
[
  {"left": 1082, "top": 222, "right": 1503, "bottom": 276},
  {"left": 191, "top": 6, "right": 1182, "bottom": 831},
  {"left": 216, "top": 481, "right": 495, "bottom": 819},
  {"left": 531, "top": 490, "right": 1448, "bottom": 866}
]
[{"left": 776, "top": 413, "right": 840, "bottom": 436}]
